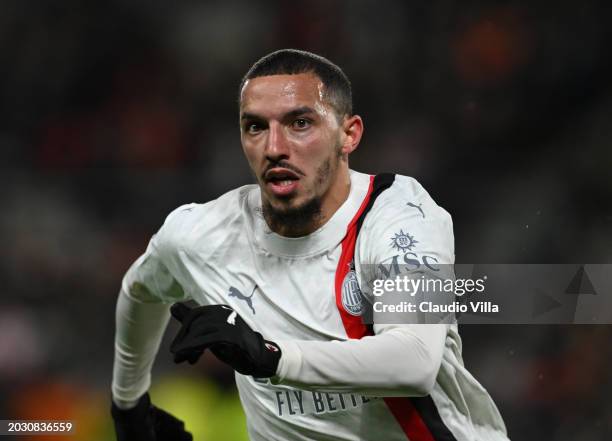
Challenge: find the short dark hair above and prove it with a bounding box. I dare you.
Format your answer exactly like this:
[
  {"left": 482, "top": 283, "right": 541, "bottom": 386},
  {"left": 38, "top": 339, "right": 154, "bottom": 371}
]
[{"left": 240, "top": 49, "right": 353, "bottom": 118}]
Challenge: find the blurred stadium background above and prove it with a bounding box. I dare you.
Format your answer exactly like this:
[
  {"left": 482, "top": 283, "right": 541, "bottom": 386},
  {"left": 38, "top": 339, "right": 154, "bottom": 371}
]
[{"left": 0, "top": 1, "right": 611, "bottom": 440}]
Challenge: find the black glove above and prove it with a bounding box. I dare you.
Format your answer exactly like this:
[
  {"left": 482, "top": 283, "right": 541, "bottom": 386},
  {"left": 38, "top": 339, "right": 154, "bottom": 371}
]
[
  {"left": 111, "top": 392, "right": 192, "bottom": 441},
  {"left": 170, "top": 303, "right": 281, "bottom": 378}
]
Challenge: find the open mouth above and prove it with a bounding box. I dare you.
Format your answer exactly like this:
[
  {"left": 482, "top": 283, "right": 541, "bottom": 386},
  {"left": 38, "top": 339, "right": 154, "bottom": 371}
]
[{"left": 264, "top": 168, "right": 301, "bottom": 197}]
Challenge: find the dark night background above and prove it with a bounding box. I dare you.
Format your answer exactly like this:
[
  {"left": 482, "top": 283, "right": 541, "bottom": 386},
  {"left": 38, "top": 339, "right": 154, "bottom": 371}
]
[{"left": 0, "top": 1, "right": 611, "bottom": 439}]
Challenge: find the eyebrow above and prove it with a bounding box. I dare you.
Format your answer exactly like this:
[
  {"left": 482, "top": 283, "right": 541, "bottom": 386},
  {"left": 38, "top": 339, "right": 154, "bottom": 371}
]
[
  {"left": 240, "top": 106, "right": 316, "bottom": 121},
  {"left": 284, "top": 106, "right": 316, "bottom": 119}
]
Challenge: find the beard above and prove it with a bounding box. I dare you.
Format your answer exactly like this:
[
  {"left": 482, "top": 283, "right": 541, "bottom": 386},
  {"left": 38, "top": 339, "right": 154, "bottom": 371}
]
[
  {"left": 263, "top": 194, "right": 323, "bottom": 237},
  {"left": 262, "top": 146, "right": 341, "bottom": 237}
]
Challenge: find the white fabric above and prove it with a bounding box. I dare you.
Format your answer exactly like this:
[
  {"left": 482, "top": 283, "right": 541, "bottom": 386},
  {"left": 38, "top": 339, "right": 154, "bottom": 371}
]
[
  {"left": 112, "top": 288, "right": 170, "bottom": 409},
  {"left": 111, "top": 170, "right": 509, "bottom": 440},
  {"left": 273, "top": 325, "right": 447, "bottom": 396}
]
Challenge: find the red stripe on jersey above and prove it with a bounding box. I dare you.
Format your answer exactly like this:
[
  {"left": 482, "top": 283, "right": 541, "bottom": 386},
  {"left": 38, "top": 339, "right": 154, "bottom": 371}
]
[
  {"left": 334, "top": 175, "right": 437, "bottom": 441},
  {"left": 384, "top": 398, "right": 437, "bottom": 441},
  {"left": 334, "top": 175, "right": 375, "bottom": 339}
]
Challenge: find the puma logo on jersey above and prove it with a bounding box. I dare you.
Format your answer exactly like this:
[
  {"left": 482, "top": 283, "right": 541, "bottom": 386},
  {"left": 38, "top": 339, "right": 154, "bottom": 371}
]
[
  {"left": 228, "top": 286, "right": 257, "bottom": 314},
  {"left": 407, "top": 202, "right": 425, "bottom": 218}
]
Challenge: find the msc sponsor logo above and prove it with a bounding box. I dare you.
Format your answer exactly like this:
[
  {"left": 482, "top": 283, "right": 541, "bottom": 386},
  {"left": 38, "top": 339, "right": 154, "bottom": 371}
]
[
  {"left": 377, "top": 253, "right": 440, "bottom": 279},
  {"left": 390, "top": 229, "right": 418, "bottom": 252},
  {"left": 380, "top": 232, "right": 440, "bottom": 277}
]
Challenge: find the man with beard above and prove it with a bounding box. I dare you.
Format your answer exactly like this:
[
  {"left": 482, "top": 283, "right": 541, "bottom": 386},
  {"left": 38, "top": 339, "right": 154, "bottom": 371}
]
[{"left": 111, "top": 49, "right": 509, "bottom": 441}]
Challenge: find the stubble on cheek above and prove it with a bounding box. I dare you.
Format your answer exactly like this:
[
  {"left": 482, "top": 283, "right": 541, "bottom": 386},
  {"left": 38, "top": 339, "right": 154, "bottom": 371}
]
[
  {"left": 312, "top": 141, "right": 343, "bottom": 198},
  {"left": 315, "top": 156, "right": 332, "bottom": 188}
]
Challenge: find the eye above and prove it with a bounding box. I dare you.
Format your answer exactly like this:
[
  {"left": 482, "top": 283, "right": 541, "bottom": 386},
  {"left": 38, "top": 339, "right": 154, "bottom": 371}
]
[
  {"left": 292, "top": 118, "right": 311, "bottom": 130},
  {"left": 245, "top": 122, "right": 263, "bottom": 134}
]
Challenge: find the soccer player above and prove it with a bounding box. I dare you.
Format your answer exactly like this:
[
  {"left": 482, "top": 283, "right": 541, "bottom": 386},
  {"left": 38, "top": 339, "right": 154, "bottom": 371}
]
[{"left": 111, "top": 49, "right": 509, "bottom": 441}]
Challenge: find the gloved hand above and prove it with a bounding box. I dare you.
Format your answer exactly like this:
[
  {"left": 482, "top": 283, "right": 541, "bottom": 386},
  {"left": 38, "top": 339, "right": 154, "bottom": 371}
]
[
  {"left": 111, "top": 392, "right": 192, "bottom": 441},
  {"left": 170, "top": 303, "right": 281, "bottom": 378}
]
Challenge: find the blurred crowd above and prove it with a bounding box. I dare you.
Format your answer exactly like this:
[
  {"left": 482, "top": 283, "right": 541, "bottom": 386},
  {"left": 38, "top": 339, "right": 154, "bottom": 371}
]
[{"left": 0, "top": 1, "right": 611, "bottom": 440}]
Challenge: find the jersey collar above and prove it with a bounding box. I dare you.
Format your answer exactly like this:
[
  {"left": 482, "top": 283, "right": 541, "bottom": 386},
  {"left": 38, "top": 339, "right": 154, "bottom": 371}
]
[{"left": 248, "top": 170, "right": 371, "bottom": 258}]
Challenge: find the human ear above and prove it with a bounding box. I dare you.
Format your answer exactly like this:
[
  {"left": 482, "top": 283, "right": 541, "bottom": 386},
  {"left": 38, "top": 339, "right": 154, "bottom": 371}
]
[{"left": 340, "top": 115, "right": 363, "bottom": 155}]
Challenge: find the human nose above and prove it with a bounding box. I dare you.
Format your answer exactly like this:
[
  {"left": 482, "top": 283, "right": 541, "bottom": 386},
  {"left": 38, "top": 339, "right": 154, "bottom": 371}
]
[{"left": 264, "top": 122, "right": 290, "bottom": 161}]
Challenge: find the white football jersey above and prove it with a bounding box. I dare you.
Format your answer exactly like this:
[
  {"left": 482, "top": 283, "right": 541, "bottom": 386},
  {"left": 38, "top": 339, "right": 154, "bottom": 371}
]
[{"left": 115, "top": 170, "right": 509, "bottom": 441}]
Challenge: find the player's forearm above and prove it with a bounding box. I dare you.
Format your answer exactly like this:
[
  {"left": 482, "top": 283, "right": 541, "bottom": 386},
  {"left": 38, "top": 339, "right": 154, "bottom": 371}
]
[
  {"left": 112, "top": 288, "right": 171, "bottom": 409},
  {"left": 273, "top": 325, "right": 446, "bottom": 397}
]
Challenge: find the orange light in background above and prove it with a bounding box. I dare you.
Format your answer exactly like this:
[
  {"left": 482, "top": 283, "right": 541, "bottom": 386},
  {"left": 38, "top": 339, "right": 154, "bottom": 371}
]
[
  {"left": 453, "top": 7, "right": 532, "bottom": 85},
  {"left": 9, "top": 380, "right": 101, "bottom": 441}
]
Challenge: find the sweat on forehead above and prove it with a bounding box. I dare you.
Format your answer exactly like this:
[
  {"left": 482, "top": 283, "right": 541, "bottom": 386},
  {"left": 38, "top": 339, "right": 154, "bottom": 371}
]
[{"left": 241, "top": 73, "right": 322, "bottom": 103}]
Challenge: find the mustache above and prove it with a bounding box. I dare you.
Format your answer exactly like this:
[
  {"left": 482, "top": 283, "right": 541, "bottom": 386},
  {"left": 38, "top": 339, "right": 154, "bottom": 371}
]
[{"left": 261, "top": 161, "right": 305, "bottom": 179}]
